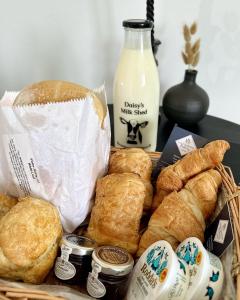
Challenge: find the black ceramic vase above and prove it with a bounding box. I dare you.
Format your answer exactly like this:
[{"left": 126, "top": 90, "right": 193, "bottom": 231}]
[{"left": 162, "top": 70, "right": 209, "bottom": 125}]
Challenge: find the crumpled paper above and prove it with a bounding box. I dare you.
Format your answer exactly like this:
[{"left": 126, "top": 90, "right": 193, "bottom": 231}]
[{"left": 0, "top": 86, "right": 111, "bottom": 232}]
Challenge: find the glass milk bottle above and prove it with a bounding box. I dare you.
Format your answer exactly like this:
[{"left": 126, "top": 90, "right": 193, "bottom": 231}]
[{"left": 113, "top": 19, "right": 160, "bottom": 151}]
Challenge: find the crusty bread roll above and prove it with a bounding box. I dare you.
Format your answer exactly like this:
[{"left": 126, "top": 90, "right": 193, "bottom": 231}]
[
  {"left": 13, "top": 80, "right": 106, "bottom": 126},
  {"left": 152, "top": 140, "right": 230, "bottom": 210},
  {"left": 109, "top": 148, "right": 152, "bottom": 181},
  {"left": 0, "top": 194, "right": 18, "bottom": 220},
  {"left": 87, "top": 173, "right": 146, "bottom": 254},
  {"left": 0, "top": 197, "right": 62, "bottom": 283},
  {"left": 137, "top": 169, "right": 222, "bottom": 256}
]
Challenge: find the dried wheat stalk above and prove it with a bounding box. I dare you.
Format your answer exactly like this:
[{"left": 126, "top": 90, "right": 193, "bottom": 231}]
[{"left": 182, "top": 22, "right": 201, "bottom": 69}]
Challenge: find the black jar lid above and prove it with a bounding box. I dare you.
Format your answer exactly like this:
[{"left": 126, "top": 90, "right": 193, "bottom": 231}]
[
  {"left": 92, "top": 246, "right": 134, "bottom": 276},
  {"left": 61, "top": 234, "right": 97, "bottom": 256},
  {"left": 123, "top": 19, "right": 153, "bottom": 29}
]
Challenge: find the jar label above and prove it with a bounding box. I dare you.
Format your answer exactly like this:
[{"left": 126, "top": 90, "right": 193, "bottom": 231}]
[
  {"left": 54, "top": 257, "right": 76, "bottom": 280},
  {"left": 87, "top": 273, "right": 106, "bottom": 298},
  {"left": 60, "top": 244, "right": 72, "bottom": 262}
]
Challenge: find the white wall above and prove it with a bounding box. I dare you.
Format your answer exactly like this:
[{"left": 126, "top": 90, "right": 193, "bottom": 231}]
[{"left": 0, "top": 0, "right": 239, "bottom": 124}]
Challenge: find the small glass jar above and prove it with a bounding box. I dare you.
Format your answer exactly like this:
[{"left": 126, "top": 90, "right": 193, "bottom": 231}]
[
  {"left": 87, "top": 246, "right": 134, "bottom": 299},
  {"left": 54, "top": 234, "right": 97, "bottom": 284}
]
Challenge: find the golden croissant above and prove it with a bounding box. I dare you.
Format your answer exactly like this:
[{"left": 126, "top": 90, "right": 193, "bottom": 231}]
[
  {"left": 137, "top": 169, "right": 222, "bottom": 256},
  {"left": 152, "top": 140, "right": 229, "bottom": 210}
]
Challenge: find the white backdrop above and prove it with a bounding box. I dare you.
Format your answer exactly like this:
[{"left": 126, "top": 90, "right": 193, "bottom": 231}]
[{"left": 0, "top": 0, "right": 239, "bottom": 124}]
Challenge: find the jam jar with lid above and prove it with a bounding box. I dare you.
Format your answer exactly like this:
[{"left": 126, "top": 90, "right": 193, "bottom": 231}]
[
  {"left": 54, "top": 234, "right": 97, "bottom": 284},
  {"left": 87, "top": 245, "right": 134, "bottom": 299}
]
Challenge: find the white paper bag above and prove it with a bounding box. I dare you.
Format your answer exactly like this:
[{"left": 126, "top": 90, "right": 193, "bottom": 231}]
[{"left": 0, "top": 87, "right": 111, "bottom": 232}]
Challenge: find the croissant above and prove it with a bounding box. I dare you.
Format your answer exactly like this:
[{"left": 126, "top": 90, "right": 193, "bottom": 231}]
[
  {"left": 137, "top": 169, "right": 222, "bottom": 256},
  {"left": 152, "top": 140, "right": 229, "bottom": 210},
  {"left": 141, "top": 179, "right": 153, "bottom": 211},
  {"left": 185, "top": 169, "right": 222, "bottom": 219},
  {"left": 109, "top": 148, "right": 152, "bottom": 181},
  {"left": 87, "top": 173, "right": 146, "bottom": 254}
]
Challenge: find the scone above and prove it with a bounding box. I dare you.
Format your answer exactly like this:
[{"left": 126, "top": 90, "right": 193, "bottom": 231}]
[
  {"left": 0, "top": 194, "right": 18, "bottom": 220},
  {"left": 0, "top": 197, "right": 62, "bottom": 283}
]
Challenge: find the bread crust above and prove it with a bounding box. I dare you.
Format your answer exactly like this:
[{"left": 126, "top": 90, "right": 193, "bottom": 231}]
[{"left": 13, "top": 80, "right": 106, "bottom": 126}]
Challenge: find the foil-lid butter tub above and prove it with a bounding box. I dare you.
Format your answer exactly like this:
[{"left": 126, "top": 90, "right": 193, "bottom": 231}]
[
  {"left": 126, "top": 240, "right": 189, "bottom": 300},
  {"left": 176, "top": 237, "right": 224, "bottom": 300}
]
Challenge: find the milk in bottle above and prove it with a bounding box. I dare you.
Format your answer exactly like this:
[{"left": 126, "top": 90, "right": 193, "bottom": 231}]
[{"left": 113, "top": 19, "right": 160, "bottom": 151}]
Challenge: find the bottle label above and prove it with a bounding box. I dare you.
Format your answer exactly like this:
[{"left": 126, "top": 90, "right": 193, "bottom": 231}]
[
  {"left": 87, "top": 262, "right": 106, "bottom": 298},
  {"left": 117, "top": 101, "right": 151, "bottom": 149},
  {"left": 120, "top": 101, "right": 148, "bottom": 116},
  {"left": 54, "top": 244, "right": 76, "bottom": 280}
]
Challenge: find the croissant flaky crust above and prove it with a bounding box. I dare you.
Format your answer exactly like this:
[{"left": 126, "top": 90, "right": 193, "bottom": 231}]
[
  {"left": 152, "top": 140, "right": 230, "bottom": 210},
  {"left": 109, "top": 148, "right": 152, "bottom": 181},
  {"left": 185, "top": 169, "right": 222, "bottom": 219},
  {"left": 87, "top": 173, "right": 147, "bottom": 254},
  {"left": 0, "top": 197, "right": 62, "bottom": 283},
  {"left": 137, "top": 169, "right": 222, "bottom": 256}
]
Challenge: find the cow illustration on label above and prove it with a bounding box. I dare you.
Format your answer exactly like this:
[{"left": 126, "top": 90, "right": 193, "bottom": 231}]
[{"left": 120, "top": 117, "right": 148, "bottom": 145}]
